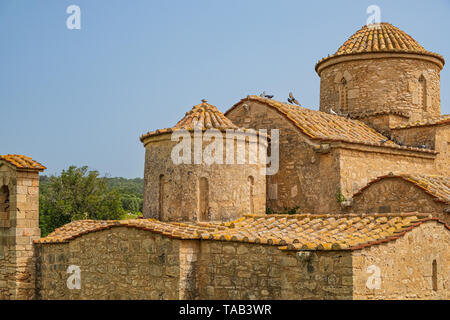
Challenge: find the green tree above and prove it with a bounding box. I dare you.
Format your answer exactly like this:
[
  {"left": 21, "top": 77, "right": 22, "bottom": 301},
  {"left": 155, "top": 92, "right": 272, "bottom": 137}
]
[{"left": 39, "top": 166, "right": 124, "bottom": 236}]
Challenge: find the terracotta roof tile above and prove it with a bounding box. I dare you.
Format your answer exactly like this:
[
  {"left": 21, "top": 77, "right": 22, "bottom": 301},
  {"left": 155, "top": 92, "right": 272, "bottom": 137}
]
[
  {"left": 0, "top": 154, "right": 46, "bottom": 171},
  {"left": 140, "top": 100, "right": 238, "bottom": 142},
  {"left": 227, "top": 96, "right": 435, "bottom": 153},
  {"left": 316, "top": 23, "right": 445, "bottom": 71},
  {"left": 354, "top": 174, "right": 450, "bottom": 204},
  {"left": 35, "top": 213, "right": 449, "bottom": 251},
  {"left": 391, "top": 115, "right": 450, "bottom": 130}
]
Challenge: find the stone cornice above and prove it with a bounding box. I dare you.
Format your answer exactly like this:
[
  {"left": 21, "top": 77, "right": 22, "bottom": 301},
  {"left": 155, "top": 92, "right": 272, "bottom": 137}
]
[{"left": 316, "top": 52, "right": 445, "bottom": 76}]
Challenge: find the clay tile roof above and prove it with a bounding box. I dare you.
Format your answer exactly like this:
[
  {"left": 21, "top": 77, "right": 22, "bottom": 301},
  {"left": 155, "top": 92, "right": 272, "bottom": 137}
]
[
  {"left": 354, "top": 174, "right": 450, "bottom": 204},
  {"left": 227, "top": 96, "right": 437, "bottom": 153},
  {"left": 140, "top": 100, "right": 238, "bottom": 142},
  {"left": 0, "top": 154, "right": 46, "bottom": 171},
  {"left": 35, "top": 213, "right": 449, "bottom": 251},
  {"left": 316, "top": 23, "right": 445, "bottom": 71},
  {"left": 391, "top": 115, "right": 450, "bottom": 130}
]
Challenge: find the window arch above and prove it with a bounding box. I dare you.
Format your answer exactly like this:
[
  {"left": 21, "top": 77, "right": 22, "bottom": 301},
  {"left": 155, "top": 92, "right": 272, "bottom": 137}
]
[
  {"left": 432, "top": 259, "right": 438, "bottom": 291},
  {"left": 418, "top": 75, "right": 427, "bottom": 111},
  {"left": 0, "top": 185, "right": 10, "bottom": 225},
  {"left": 158, "top": 175, "right": 165, "bottom": 221},
  {"left": 198, "top": 177, "right": 209, "bottom": 221},
  {"left": 339, "top": 77, "right": 348, "bottom": 113},
  {"left": 248, "top": 176, "right": 255, "bottom": 214}
]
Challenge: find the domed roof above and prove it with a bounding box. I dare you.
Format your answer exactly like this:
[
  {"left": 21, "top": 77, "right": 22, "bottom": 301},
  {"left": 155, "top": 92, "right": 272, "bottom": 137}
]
[
  {"left": 174, "top": 100, "right": 238, "bottom": 131},
  {"left": 140, "top": 100, "right": 238, "bottom": 142},
  {"left": 316, "top": 23, "right": 445, "bottom": 72}
]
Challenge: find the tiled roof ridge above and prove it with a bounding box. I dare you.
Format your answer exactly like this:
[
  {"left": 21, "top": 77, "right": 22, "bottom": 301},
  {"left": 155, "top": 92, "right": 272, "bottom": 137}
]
[
  {"left": 391, "top": 115, "right": 450, "bottom": 130},
  {"left": 350, "top": 109, "right": 411, "bottom": 119},
  {"left": 315, "top": 22, "right": 445, "bottom": 72},
  {"left": 140, "top": 101, "right": 244, "bottom": 142},
  {"left": 353, "top": 173, "right": 450, "bottom": 204},
  {"left": 35, "top": 213, "right": 449, "bottom": 252},
  {"left": 0, "top": 154, "right": 46, "bottom": 171},
  {"left": 226, "top": 96, "right": 436, "bottom": 154}
]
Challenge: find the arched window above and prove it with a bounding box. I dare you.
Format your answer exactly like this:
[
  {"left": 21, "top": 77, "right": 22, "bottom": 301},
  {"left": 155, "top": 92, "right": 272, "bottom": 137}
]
[
  {"left": 158, "top": 175, "right": 165, "bottom": 220},
  {"left": 339, "top": 78, "right": 348, "bottom": 113},
  {"left": 418, "top": 75, "right": 427, "bottom": 111},
  {"left": 248, "top": 176, "right": 254, "bottom": 214},
  {"left": 432, "top": 259, "right": 438, "bottom": 291},
  {"left": 199, "top": 177, "right": 209, "bottom": 221},
  {"left": 0, "top": 186, "right": 9, "bottom": 215},
  {"left": 0, "top": 185, "right": 9, "bottom": 228}
]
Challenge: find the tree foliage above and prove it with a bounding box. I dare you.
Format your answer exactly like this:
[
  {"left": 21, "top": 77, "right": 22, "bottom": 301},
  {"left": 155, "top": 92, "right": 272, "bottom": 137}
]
[{"left": 39, "top": 166, "right": 135, "bottom": 236}]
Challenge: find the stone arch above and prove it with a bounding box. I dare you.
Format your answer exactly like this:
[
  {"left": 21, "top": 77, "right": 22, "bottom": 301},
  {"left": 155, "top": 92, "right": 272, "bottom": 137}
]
[
  {"left": 339, "top": 77, "right": 348, "bottom": 113},
  {"left": 198, "top": 177, "right": 209, "bottom": 221},
  {"left": 432, "top": 259, "right": 438, "bottom": 291},
  {"left": 0, "top": 184, "right": 10, "bottom": 228},
  {"left": 158, "top": 174, "right": 166, "bottom": 221},
  {"left": 248, "top": 176, "right": 255, "bottom": 214},
  {"left": 418, "top": 74, "right": 427, "bottom": 111}
]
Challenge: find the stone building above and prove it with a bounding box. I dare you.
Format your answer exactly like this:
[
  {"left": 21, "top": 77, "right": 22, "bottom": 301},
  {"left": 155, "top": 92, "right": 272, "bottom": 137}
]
[
  {"left": 0, "top": 155, "right": 45, "bottom": 300},
  {"left": 0, "top": 22, "right": 449, "bottom": 300},
  {"left": 140, "top": 100, "right": 267, "bottom": 222}
]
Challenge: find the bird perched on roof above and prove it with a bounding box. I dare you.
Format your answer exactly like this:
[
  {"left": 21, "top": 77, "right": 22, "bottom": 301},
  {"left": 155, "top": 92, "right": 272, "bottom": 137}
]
[
  {"left": 287, "top": 92, "right": 301, "bottom": 106},
  {"left": 260, "top": 91, "right": 274, "bottom": 99},
  {"left": 329, "top": 108, "right": 338, "bottom": 115}
]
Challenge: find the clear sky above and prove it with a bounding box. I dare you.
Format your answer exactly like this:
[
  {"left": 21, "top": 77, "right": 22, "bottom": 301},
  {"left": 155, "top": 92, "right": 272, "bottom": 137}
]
[{"left": 1, "top": 0, "right": 449, "bottom": 178}]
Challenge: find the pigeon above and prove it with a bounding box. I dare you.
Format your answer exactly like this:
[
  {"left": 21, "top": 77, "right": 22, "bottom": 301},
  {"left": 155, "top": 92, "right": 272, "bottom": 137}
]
[
  {"left": 264, "top": 94, "right": 274, "bottom": 99},
  {"left": 346, "top": 113, "right": 351, "bottom": 119},
  {"left": 329, "top": 108, "right": 338, "bottom": 115},
  {"left": 260, "top": 91, "right": 266, "bottom": 97},
  {"left": 380, "top": 139, "right": 388, "bottom": 144},
  {"left": 288, "top": 92, "right": 301, "bottom": 106}
]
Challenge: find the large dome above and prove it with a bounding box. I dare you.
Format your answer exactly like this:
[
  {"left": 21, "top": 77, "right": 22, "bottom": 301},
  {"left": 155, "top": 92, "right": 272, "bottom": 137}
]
[{"left": 316, "top": 23, "right": 445, "bottom": 72}]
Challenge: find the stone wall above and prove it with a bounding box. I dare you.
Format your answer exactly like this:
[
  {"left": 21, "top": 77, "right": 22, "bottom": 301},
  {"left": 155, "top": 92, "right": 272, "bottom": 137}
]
[
  {"left": 196, "top": 240, "right": 353, "bottom": 300},
  {"left": 435, "top": 125, "right": 450, "bottom": 176},
  {"left": 0, "top": 164, "right": 40, "bottom": 300},
  {"left": 142, "top": 132, "right": 266, "bottom": 222},
  {"left": 319, "top": 56, "right": 442, "bottom": 126},
  {"left": 352, "top": 222, "right": 450, "bottom": 299},
  {"left": 35, "top": 227, "right": 181, "bottom": 300},
  {"left": 350, "top": 177, "right": 448, "bottom": 223},
  {"left": 226, "top": 101, "right": 342, "bottom": 213},
  {"left": 33, "top": 221, "right": 450, "bottom": 300},
  {"left": 337, "top": 145, "right": 437, "bottom": 201},
  {"left": 390, "top": 124, "right": 449, "bottom": 176}
]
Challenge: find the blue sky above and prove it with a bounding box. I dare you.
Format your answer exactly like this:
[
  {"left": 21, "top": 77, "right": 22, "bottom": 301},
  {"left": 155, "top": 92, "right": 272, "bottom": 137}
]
[{"left": 1, "top": 0, "right": 449, "bottom": 178}]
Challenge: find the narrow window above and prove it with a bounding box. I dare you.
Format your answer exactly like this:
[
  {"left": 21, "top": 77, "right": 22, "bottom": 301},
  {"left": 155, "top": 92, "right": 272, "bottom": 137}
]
[
  {"left": 339, "top": 78, "right": 348, "bottom": 113},
  {"left": 432, "top": 259, "right": 438, "bottom": 291},
  {"left": 248, "top": 176, "right": 255, "bottom": 214},
  {"left": 158, "top": 175, "right": 165, "bottom": 220},
  {"left": 0, "top": 186, "right": 9, "bottom": 218},
  {"left": 199, "top": 177, "right": 209, "bottom": 221},
  {"left": 418, "top": 75, "right": 427, "bottom": 111}
]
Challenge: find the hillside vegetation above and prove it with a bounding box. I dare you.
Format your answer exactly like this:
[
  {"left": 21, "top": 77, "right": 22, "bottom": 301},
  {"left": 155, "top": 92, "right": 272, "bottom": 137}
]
[{"left": 39, "top": 166, "right": 144, "bottom": 236}]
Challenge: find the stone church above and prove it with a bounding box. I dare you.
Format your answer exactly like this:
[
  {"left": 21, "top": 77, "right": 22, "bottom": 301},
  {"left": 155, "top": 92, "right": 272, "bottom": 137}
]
[{"left": 0, "top": 23, "right": 449, "bottom": 300}]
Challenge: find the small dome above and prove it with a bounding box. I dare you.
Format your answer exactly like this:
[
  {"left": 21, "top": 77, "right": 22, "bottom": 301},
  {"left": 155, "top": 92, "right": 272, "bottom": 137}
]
[
  {"left": 174, "top": 100, "right": 238, "bottom": 131},
  {"left": 140, "top": 100, "right": 237, "bottom": 142},
  {"left": 316, "top": 23, "right": 445, "bottom": 71}
]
